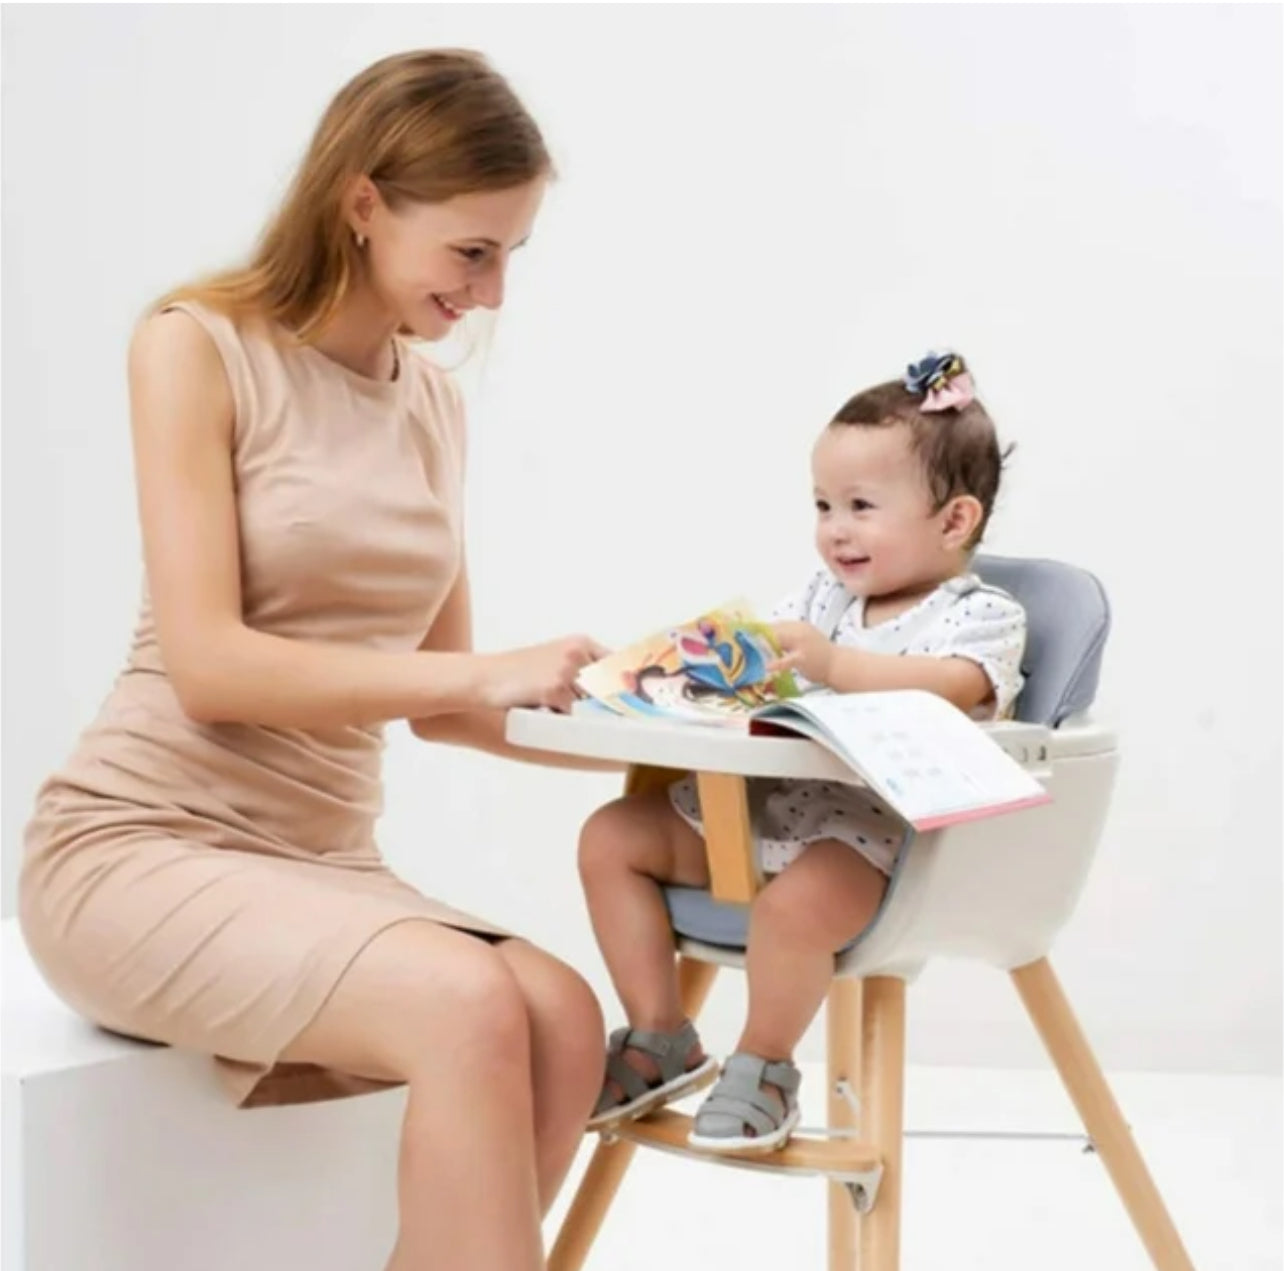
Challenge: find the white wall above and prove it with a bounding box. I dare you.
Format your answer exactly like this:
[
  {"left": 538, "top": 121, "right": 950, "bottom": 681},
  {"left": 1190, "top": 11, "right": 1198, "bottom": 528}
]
[{"left": 2, "top": 4, "right": 1279, "bottom": 1074}]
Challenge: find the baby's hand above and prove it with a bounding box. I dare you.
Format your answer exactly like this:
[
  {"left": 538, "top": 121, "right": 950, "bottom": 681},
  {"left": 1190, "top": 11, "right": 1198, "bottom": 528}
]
[{"left": 769, "top": 621, "right": 835, "bottom": 686}]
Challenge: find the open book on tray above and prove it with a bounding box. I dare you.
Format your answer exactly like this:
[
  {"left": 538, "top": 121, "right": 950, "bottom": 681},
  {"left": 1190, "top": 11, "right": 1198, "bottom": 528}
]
[{"left": 574, "top": 603, "right": 1051, "bottom": 831}]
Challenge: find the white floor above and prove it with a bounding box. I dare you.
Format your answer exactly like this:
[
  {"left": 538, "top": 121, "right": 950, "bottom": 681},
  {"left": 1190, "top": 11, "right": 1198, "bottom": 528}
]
[{"left": 545, "top": 1066, "right": 1282, "bottom": 1271}]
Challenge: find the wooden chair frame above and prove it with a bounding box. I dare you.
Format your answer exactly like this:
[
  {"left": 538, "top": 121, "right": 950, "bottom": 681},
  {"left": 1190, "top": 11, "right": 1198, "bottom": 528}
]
[{"left": 549, "top": 764, "right": 1196, "bottom": 1271}]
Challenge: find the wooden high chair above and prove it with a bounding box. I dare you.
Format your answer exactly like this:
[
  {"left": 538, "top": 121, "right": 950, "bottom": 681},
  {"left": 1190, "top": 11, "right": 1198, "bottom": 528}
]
[{"left": 508, "top": 555, "right": 1197, "bottom": 1271}]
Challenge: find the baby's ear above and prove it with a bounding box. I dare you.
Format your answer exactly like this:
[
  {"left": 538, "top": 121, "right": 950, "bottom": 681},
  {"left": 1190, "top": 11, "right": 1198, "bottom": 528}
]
[{"left": 941, "top": 495, "right": 983, "bottom": 549}]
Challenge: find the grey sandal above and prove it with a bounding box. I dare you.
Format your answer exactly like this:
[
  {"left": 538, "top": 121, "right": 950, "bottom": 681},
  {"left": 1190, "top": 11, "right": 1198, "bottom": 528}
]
[
  {"left": 587, "top": 1020, "right": 718, "bottom": 1132},
  {"left": 687, "top": 1052, "right": 802, "bottom": 1154}
]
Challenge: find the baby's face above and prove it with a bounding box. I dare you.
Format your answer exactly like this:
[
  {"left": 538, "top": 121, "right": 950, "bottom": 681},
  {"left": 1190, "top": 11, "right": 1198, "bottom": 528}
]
[{"left": 811, "top": 423, "right": 966, "bottom": 601}]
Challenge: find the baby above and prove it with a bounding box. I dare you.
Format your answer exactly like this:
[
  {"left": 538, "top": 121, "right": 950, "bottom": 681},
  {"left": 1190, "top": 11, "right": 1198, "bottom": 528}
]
[{"left": 578, "top": 352, "right": 1027, "bottom": 1152}]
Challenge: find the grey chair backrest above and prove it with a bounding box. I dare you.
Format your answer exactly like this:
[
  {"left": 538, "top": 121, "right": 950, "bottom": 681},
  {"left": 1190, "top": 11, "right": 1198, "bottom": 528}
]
[{"left": 973, "top": 555, "right": 1111, "bottom": 727}]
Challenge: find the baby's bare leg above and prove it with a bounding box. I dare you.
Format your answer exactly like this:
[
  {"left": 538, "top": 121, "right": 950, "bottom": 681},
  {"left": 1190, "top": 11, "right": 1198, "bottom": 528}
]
[
  {"left": 578, "top": 790, "right": 710, "bottom": 1033},
  {"left": 739, "top": 839, "right": 887, "bottom": 1062}
]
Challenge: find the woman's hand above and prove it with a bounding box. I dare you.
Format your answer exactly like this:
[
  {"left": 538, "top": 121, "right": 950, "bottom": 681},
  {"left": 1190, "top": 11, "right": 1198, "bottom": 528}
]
[
  {"left": 770, "top": 621, "right": 837, "bottom": 686},
  {"left": 481, "top": 635, "right": 609, "bottom": 713}
]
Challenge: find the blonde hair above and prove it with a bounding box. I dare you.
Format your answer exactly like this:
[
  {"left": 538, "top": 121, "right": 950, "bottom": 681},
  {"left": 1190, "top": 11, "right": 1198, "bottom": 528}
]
[{"left": 155, "top": 49, "right": 551, "bottom": 340}]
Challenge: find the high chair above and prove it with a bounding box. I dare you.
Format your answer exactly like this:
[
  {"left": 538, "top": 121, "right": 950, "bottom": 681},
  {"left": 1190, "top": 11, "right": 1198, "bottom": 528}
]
[{"left": 507, "top": 555, "right": 1197, "bottom": 1271}]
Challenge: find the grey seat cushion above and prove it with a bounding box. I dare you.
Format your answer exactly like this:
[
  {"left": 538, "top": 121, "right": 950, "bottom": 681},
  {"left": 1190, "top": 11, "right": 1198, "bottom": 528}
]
[{"left": 663, "top": 556, "right": 1111, "bottom": 950}]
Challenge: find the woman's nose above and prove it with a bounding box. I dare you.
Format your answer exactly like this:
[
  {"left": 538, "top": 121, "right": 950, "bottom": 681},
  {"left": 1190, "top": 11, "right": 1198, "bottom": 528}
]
[{"left": 472, "top": 261, "right": 507, "bottom": 311}]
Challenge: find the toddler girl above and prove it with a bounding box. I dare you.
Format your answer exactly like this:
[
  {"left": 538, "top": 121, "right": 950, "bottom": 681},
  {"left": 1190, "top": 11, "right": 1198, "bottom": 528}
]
[{"left": 578, "top": 352, "right": 1027, "bottom": 1152}]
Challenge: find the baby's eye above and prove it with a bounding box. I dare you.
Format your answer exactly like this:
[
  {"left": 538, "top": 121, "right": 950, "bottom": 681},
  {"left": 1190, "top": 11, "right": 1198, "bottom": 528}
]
[
  {"left": 851, "top": 498, "right": 873, "bottom": 512},
  {"left": 815, "top": 499, "right": 831, "bottom": 513}
]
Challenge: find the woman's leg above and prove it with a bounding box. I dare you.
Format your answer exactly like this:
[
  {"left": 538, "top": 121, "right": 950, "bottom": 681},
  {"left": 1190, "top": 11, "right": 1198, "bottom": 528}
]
[
  {"left": 279, "top": 921, "right": 549, "bottom": 1271},
  {"left": 495, "top": 939, "right": 604, "bottom": 1212},
  {"left": 738, "top": 839, "right": 886, "bottom": 1061}
]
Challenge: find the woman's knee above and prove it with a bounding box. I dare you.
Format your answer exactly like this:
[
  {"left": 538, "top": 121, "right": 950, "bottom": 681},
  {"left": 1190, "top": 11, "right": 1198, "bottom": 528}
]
[
  {"left": 346, "top": 926, "right": 532, "bottom": 1082},
  {"left": 550, "top": 967, "right": 604, "bottom": 1078},
  {"left": 501, "top": 945, "right": 604, "bottom": 1120},
  {"left": 547, "top": 961, "right": 604, "bottom": 1046},
  {"left": 501, "top": 941, "right": 603, "bottom": 1052}
]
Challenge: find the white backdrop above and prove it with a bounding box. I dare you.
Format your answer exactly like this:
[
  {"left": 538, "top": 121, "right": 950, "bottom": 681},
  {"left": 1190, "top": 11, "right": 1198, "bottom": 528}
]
[{"left": 2, "top": 4, "right": 1280, "bottom": 1074}]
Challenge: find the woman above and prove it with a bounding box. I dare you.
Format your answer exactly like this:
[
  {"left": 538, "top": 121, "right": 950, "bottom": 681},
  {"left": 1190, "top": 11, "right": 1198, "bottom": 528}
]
[{"left": 19, "top": 49, "right": 614, "bottom": 1271}]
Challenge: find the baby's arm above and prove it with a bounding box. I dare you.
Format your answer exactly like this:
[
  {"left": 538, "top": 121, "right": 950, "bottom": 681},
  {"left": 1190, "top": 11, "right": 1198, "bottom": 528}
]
[
  {"left": 775, "top": 587, "right": 1027, "bottom": 717},
  {"left": 836, "top": 588, "right": 1026, "bottom": 716},
  {"left": 771, "top": 622, "right": 988, "bottom": 707},
  {"left": 823, "top": 647, "right": 993, "bottom": 713}
]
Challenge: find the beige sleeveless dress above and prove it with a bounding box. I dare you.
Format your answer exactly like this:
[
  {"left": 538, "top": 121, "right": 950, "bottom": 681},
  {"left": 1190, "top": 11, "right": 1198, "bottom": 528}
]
[{"left": 18, "top": 301, "right": 510, "bottom": 1107}]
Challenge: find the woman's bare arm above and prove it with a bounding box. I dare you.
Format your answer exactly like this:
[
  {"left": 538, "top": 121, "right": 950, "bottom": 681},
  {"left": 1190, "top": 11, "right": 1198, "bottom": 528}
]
[
  {"left": 128, "top": 310, "right": 575, "bottom": 730},
  {"left": 408, "top": 561, "right": 625, "bottom": 773}
]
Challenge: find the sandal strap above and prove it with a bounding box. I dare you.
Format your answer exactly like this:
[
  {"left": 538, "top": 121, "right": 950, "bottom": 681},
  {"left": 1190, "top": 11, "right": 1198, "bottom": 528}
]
[
  {"left": 723, "top": 1052, "right": 801, "bottom": 1096},
  {"left": 693, "top": 1052, "right": 801, "bottom": 1138},
  {"left": 604, "top": 1049, "right": 654, "bottom": 1103},
  {"left": 598, "top": 1020, "right": 705, "bottom": 1113},
  {"left": 759, "top": 1058, "right": 802, "bottom": 1096},
  {"left": 698, "top": 1088, "right": 783, "bottom": 1136},
  {"left": 607, "top": 1020, "right": 701, "bottom": 1087}
]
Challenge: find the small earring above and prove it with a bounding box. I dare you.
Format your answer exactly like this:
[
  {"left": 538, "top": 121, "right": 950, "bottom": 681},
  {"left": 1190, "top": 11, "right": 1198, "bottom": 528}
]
[{"left": 354, "top": 231, "right": 367, "bottom": 249}]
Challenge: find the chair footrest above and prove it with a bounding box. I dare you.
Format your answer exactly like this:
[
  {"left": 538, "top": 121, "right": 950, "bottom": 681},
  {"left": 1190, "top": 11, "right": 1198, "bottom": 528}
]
[{"left": 605, "top": 1109, "right": 883, "bottom": 1185}]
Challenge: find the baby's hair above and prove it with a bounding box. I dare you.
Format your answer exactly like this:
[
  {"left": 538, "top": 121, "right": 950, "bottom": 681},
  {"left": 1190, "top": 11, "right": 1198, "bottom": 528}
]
[{"left": 830, "top": 357, "right": 1012, "bottom": 545}]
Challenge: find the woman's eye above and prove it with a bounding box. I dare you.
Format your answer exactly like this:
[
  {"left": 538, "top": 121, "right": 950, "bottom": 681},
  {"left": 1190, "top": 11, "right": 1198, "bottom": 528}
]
[{"left": 455, "top": 247, "right": 487, "bottom": 263}]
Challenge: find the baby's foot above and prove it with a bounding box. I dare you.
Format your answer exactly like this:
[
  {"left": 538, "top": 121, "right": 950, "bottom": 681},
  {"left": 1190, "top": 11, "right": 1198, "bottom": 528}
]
[
  {"left": 599, "top": 1031, "right": 708, "bottom": 1105},
  {"left": 688, "top": 1053, "right": 802, "bottom": 1153},
  {"left": 588, "top": 1020, "right": 719, "bottom": 1131}
]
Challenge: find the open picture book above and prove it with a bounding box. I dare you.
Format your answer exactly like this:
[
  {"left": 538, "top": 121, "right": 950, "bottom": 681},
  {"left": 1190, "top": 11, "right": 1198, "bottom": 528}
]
[{"left": 574, "top": 603, "right": 1051, "bottom": 831}]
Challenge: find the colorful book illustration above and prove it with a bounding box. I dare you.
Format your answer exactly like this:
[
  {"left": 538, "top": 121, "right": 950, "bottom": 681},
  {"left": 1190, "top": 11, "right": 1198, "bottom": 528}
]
[
  {"left": 574, "top": 602, "right": 802, "bottom": 725},
  {"left": 575, "top": 608, "right": 1050, "bottom": 830}
]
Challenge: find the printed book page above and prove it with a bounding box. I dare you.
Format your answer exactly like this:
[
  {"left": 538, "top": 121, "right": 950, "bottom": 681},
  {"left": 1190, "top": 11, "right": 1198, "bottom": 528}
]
[{"left": 753, "top": 691, "right": 1051, "bottom": 828}]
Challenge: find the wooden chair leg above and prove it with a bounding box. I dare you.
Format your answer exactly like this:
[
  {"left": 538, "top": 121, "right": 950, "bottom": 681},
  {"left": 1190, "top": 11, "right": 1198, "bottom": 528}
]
[
  {"left": 548, "top": 1136, "right": 639, "bottom": 1271},
  {"left": 549, "top": 957, "right": 720, "bottom": 1271},
  {"left": 1011, "top": 958, "right": 1196, "bottom": 1271},
  {"left": 828, "top": 977, "right": 864, "bottom": 1271},
  {"left": 858, "top": 977, "right": 906, "bottom": 1271}
]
